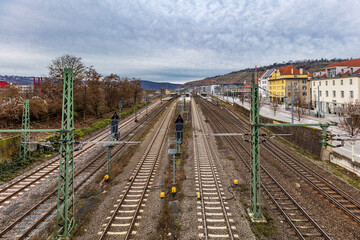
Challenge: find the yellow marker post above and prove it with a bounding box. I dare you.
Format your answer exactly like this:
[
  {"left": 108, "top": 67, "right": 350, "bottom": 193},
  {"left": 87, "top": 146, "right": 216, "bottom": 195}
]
[
  {"left": 172, "top": 187, "right": 176, "bottom": 193},
  {"left": 197, "top": 192, "right": 201, "bottom": 199},
  {"left": 160, "top": 192, "right": 165, "bottom": 198},
  {"left": 234, "top": 179, "right": 238, "bottom": 185},
  {"left": 104, "top": 174, "right": 109, "bottom": 181}
]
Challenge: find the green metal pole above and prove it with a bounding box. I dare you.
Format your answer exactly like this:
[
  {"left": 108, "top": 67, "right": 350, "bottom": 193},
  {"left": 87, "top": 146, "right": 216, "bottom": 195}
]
[
  {"left": 107, "top": 146, "right": 111, "bottom": 177},
  {"left": 173, "top": 154, "right": 176, "bottom": 186},
  {"left": 134, "top": 97, "right": 138, "bottom": 122},
  {"left": 250, "top": 73, "right": 262, "bottom": 219},
  {"left": 56, "top": 68, "right": 75, "bottom": 238},
  {"left": 119, "top": 99, "right": 123, "bottom": 119},
  {"left": 20, "top": 100, "right": 30, "bottom": 163}
]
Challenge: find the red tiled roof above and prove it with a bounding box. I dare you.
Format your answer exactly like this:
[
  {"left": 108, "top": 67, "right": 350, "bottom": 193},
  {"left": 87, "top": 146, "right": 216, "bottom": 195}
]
[
  {"left": 325, "top": 58, "right": 360, "bottom": 69},
  {"left": 279, "top": 65, "right": 300, "bottom": 75},
  {"left": 343, "top": 70, "right": 350, "bottom": 76},
  {"left": 308, "top": 73, "right": 314, "bottom": 77},
  {"left": 0, "top": 81, "right": 9, "bottom": 88},
  {"left": 259, "top": 71, "right": 266, "bottom": 78},
  {"left": 353, "top": 68, "right": 360, "bottom": 75}
]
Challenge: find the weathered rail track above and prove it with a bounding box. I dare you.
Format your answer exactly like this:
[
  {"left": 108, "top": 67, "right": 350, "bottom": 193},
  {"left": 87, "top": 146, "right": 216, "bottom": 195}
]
[
  {"left": 197, "top": 97, "right": 332, "bottom": 239},
  {"left": 192, "top": 98, "right": 238, "bottom": 239},
  {"left": 219, "top": 99, "right": 360, "bottom": 225},
  {"left": 0, "top": 104, "right": 157, "bottom": 208},
  {"left": 98, "top": 100, "right": 176, "bottom": 240},
  {"left": 0, "top": 101, "right": 169, "bottom": 239}
]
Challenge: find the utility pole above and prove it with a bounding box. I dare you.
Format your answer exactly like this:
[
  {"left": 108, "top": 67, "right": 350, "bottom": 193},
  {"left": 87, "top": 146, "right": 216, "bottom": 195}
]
[
  {"left": 134, "top": 97, "right": 138, "bottom": 122},
  {"left": 249, "top": 73, "right": 262, "bottom": 220},
  {"left": 55, "top": 68, "right": 75, "bottom": 238},
  {"left": 20, "top": 100, "right": 30, "bottom": 162},
  {"left": 318, "top": 85, "right": 320, "bottom": 117},
  {"left": 183, "top": 94, "right": 185, "bottom": 112},
  {"left": 247, "top": 70, "right": 337, "bottom": 222},
  {"left": 291, "top": 82, "right": 294, "bottom": 123},
  {"left": 146, "top": 96, "right": 149, "bottom": 115},
  {"left": 119, "top": 98, "right": 123, "bottom": 119}
]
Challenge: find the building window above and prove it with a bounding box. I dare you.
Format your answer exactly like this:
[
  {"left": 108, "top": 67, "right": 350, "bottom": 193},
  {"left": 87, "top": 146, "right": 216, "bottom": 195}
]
[
  {"left": 350, "top": 91, "right": 354, "bottom": 98},
  {"left": 326, "top": 91, "right": 328, "bottom": 97},
  {"left": 333, "top": 91, "right": 336, "bottom": 97},
  {"left": 333, "top": 80, "right": 335, "bottom": 85},
  {"left": 313, "top": 82, "right": 315, "bottom": 86},
  {"left": 326, "top": 81, "right": 328, "bottom": 86},
  {"left": 319, "top": 81, "right": 321, "bottom": 86},
  {"left": 350, "top": 79, "right": 353, "bottom": 85},
  {"left": 341, "top": 91, "right": 344, "bottom": 98},
  {"left": 341, "top": 79, "right": 343, "bottom": 85},
  {"left": 319, "top": 91, "right": 322, "bottom": 97}
]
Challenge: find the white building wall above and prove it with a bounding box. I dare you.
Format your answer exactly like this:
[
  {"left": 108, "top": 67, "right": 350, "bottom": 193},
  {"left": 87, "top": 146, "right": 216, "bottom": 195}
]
[{"left": 311, "top": 76, "right": 360, "bottom": 113}]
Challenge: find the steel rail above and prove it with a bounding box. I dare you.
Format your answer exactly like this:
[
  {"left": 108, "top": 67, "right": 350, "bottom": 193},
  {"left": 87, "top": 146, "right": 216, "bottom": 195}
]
[
  {"left": 193, "top": 100, "right": 234, "bottom": 239},
  {"left": 0, "top": 104, "right": 156, "bottom": 206},
  {"left": 193, "top": 106, "right": 209, "bottom": 239},
  {"left": 197, "top": 97, "right": 331, "bottom": 239},
  {"left": 218, "top": 99, "right": 360, "bottom": 224},
  {"left": 99, "top": 101, "right": 174, "bottom": 240},
  {"left": 0, "top": 101, "right": 168, "bottom": 239}
]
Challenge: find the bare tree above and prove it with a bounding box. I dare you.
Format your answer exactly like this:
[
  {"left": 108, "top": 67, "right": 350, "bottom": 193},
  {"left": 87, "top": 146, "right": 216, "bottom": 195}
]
[
  {"left": 85, "top": 67, "right": 105, "bottom": 118},
  {"left": 240, "top": 93, "right": 245, "bottom": 105},
  {"left": 271, "top": 97, "right": 279, "bottom": 116},
  {"left": 338, "top": 99, "right": 360, "bottom": 137},
  {"left": 48, "top": 54, "right": 86, "bottom": 85},
  {"left": 294, "top": 93, "right": 305, "bottom": 121}
]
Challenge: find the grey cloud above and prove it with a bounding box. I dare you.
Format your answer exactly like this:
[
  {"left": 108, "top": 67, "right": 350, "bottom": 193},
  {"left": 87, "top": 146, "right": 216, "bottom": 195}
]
[{"left": 0, "top": 0, "right": 359, "bottom": 82}]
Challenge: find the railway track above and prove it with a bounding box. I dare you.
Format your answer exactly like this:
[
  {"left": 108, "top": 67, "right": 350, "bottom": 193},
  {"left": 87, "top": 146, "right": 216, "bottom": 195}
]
[
  {"left": 217, "top": 99, "right": 360, "bottom": 225},
  {"left": 192, "top": 98, "right": 238, "bottom": 239},
  {"left": 98, "top": 100, "right": 176, "bottom": 239},
  {"left": 0, "top": 104, "right": 157, "bottom": 209},
  {"left": 197, "top": 97, "right": 332, "bottom": 239},
  {"left": 0, "top": 100, "right": 169, "bottom": 239}
]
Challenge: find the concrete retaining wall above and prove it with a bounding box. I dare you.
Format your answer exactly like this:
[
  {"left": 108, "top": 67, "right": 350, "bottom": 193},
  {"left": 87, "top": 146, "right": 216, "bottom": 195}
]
[
  {"left": 0, "top": 136, "right": 20, "bottom": 162},
  {"left": 233, "top": 103, "right": 324, "bottom": 158},
  {"left": 330, "top": 151, "right": 360, "bottom": 177}
]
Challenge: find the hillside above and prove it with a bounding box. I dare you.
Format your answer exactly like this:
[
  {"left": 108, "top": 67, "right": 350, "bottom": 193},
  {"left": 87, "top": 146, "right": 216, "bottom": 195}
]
[
  {"left": 183, "top": 58, "right": 353, "bottom": 88},
  {"left": 140, "top": 80, "right": 181, "bottom": 90}
]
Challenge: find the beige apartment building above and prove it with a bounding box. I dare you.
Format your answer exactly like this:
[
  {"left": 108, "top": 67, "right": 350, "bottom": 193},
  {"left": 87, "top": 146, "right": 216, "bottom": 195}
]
[{"left": 311, "top": 59, "right": 360, "bottom": 114}]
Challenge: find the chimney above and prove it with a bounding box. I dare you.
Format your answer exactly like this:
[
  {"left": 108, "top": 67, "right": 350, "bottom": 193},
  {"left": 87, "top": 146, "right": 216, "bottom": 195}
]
[
  {"left": 300, "top": 68, "right": 303, "bottom": 74},
  {"left": 291, "top": 68, "right": 294, "bottom": 74}
]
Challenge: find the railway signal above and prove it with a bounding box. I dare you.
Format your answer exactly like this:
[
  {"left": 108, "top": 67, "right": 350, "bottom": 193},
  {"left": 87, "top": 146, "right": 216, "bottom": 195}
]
[
  {"left": 105, "top": 112, "right": 120, "bottom": 180},
  {"left": 175, "top": 115, "right": 184, "bottom": 154}
]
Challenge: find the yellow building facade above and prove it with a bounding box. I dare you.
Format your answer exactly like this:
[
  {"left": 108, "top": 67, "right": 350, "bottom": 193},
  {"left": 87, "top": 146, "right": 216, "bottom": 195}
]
[{"left": 268, "top": 65, "right": 309, "bottom": 103}]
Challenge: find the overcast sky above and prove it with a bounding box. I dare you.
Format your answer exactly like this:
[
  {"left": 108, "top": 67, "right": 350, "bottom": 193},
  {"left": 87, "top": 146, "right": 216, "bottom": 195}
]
[{"left": 0, "top": 0, "right": 359, "bottom": 83}]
